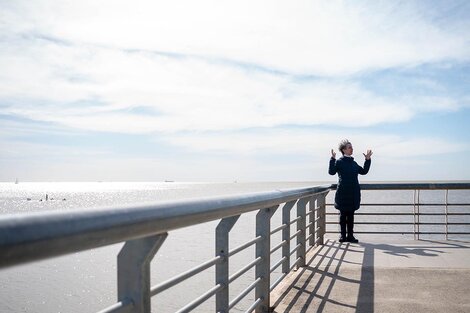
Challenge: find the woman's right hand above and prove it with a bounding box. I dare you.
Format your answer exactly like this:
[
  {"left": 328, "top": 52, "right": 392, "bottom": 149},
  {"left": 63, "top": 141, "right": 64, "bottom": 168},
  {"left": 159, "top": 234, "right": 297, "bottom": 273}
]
[{"left": 331, "top": 149, "right": 336, "bottom": 159}]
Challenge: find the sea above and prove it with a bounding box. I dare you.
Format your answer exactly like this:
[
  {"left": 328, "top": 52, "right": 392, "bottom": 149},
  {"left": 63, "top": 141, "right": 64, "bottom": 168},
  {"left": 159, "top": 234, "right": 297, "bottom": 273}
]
[{"left": 0, "top": 182, "right": 469, "bottom": 313}]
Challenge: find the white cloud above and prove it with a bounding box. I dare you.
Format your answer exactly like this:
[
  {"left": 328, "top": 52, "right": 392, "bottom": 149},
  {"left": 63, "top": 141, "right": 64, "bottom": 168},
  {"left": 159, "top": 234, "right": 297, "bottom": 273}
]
[
  {"left": 1, "top": 42, "right": 464, "bottom": 134},
  {"left": 1, "top": 1, "right": 469, "bottom": 182},
  {"left": 2, "top": 1, "right": 469, "bottom": 76},
  {"left": 162, "top": 128, "right": 467, "bottom": 158},
  {"left": 0, "top": 1, "right": 468, "bottom": 135},
  {"left": 2, "top": 128, "right": 467, "bottom": 181}
]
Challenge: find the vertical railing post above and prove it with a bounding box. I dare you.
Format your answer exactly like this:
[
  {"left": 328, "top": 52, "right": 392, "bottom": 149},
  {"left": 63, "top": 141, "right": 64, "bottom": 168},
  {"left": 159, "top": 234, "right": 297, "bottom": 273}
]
[
  {"left": 308, "top": 196, "right": 317, "bottom": 247},
  {"left": 118, "top": 233, "right": 168, "bottom": 313},
  {"left": 418, "top": 189, "right": 421, "bottom": 240},
  {"left": 215, "top": 215, "right": 240, "bottom": 313},
  {"left": 282, "top": 200, "right": 296, "bottom": 274},
  {"left": 317, "top": 194, "right": 326, "bottom": 246},
  {"left": 413, "top": 189, "right": 421, "bottom": 240},
  {"left": 445, "top": 189, "right": 449, "bottom": 240},
  {"left": 296, "top": 198, "right": 307, "bottom": 268},
  {"left": 413, "top": 190, "right": 417, "bottom": 240},
  {"left": 255, "top": 206, "right": 278, "bottom": 313}
]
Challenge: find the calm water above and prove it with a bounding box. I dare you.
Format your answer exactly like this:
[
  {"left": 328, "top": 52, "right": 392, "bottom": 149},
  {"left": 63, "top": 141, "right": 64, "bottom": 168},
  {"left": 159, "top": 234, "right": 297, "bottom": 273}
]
[{"left": 0, "top": 182, "right": 469, "bottom": 312}]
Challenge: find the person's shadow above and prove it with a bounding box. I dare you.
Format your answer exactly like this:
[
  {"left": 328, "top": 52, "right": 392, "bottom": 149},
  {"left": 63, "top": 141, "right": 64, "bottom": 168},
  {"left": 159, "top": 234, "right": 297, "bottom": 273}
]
[
  {"left": 360, "top": 242, "right": 444, "bottom": 260},
  {"left": 271, "top": 239, "right": 450, "bottom": 313}
]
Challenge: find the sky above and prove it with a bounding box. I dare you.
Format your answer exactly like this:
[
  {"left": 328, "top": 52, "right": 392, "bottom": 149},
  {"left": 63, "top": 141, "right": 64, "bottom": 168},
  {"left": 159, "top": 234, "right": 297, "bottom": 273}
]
[{"left": 0, "top": 0, "right": 469, "bottom": 182}]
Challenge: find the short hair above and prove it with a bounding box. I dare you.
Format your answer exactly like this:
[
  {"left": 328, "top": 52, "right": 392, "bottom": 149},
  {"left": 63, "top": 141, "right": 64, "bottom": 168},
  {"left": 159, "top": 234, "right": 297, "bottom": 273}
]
[{"left": 338, "top": 139, "right": 351, "bottom": 155}]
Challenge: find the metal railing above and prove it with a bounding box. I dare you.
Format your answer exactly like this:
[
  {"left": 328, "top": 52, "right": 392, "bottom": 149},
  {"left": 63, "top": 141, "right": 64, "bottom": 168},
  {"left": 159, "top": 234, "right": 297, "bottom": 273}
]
[
  {"left": 325, "top": 182, "right": 470, "bottom": 240},
  {"left": 0, "top": 185, "right": 331, "bottom": 313},
  {"left": 1, "top": 182, "right": 469, "bottom": 313}
]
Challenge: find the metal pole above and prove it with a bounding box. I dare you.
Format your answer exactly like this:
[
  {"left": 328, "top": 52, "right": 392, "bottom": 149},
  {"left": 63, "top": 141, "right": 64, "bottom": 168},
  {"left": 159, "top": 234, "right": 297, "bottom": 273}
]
[
  {"left": 417, "top": 190, "right": 420, "bottom": 240},
  {"left": 413, "top": 190, "right": 417, "bottom": 240},
  {"left": 215, "top": 215, "right": 240, "bottom": 313},
  {"left": 317, "top": 194, "right": 326, "bottom": 245},
  {"left": 445, "top": 189, "right": 449, "bottom": 240},
  {"left": 308, "top": 196, "right": 317, "bottom": 247},
  {"left": 118, "top": 233, "right": 168, "bottom": 313},
  {"left": 296, "top": 198, "right": 307, "bottom": 268},
  {"left": 255, "top": 206, "right": 278, "bottom": 313},
  {"left": 282, "top": 201, "right": 296, "bottom": 274}
]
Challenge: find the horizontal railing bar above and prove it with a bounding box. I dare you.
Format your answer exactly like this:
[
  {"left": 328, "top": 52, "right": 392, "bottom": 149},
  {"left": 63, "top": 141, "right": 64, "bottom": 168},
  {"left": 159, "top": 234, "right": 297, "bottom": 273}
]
[
  {"left": 229, "top": 236, "right": 263, "bottom": 257},
  {"left": 270, "top": 272, "right": 288, "bottom": 292},
  {"left": 326, "top": 212, "right": 411, "bottom": 215},
  {"left": 175, "top": 284, "right": 223, "bottom": 313},
  {"left": 270, "top": 256, "right": 288, "bottom": 273},
  {"left": 358, "top": 183, "right": 470, "bottom": 190},
  {"left": 270, "top": 240, "right": 287, "bottom": 254},
  {"left": 368, "top": 203, "right": 470, "bottom": 206},
  {"left": 327, "top": 203, "right": 470, "bottom": 207},
  {"left": 290, "top": 243, "right": 302, "bottom": 256},
  {"left": 270, "top": 224, "right": 288, "bottom": 235},
  {"left": 2, "top": 182, "right": 469, "bottom": 269},
  {"left": 306, "top": 233, "right": 314, "bottom": 242},
  {"left": 326, "top": 213, "right": 470, "bottom": 216},
  {"left": 326, "top": 230, "right": 470, "bottom": 234},
  {"left": 229, "top": 257, "right": 262, "bottom": 284},
  {"left": 245, "top": 297, "right": 263, "bottom": 313},
  {"left": 151, "top": 256, "right": 222, "bottom": 296},
  {"left": 289, "top": 216, "right": 302, "bottom": 225},
  {"left": 314, "top": 216, "right": 321, "bottom": 222},
  {"left": 0, "top": 185, "right": 333, "bottom": 268},
  {"left": 97, "top": 299, "right": 133, "bottom": 313},
  {"left": 327, "top": 221, "right": 467, "bottom": 224},
  {"left": 229, "top": 277, "right": 262, "bottom": 310},
  {"left": 306, "top": 221, "right": 313, "bottom": 229},
  {"left": 290, "top": 230, "right": 302, "bottom": 241}
]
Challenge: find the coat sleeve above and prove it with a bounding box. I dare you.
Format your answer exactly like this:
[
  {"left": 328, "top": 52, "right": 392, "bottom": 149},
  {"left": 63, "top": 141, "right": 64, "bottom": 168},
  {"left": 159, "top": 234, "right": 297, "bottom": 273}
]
[
  {"left": 328, "top": 158, "right": 337, "bottom": 175},
  {"left": 358, "top": 159, "right": 371, "bottom": 175}
]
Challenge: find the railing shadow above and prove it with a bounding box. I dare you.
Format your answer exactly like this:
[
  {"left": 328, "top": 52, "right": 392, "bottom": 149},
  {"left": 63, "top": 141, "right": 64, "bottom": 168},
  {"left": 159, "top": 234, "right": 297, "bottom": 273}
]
[
  {"left": 272, "top": 237, "right": 462, "bottom": 313},
  {"left": 359, "top": 242, "right": 443, "bottom": 259},
  {"left": 272, "top": 239, "right": 371, "bottom": 313},
  {"left": 419, "top": 239, "right": 470, "bottom": 248}
]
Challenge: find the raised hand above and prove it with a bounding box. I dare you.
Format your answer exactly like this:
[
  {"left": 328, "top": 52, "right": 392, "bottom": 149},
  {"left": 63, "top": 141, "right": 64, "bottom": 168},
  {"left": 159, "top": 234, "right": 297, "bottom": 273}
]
[
  {"left": 331, "top": 149, "right": 336, "bottom": 159},
  {"left": 363, "top": 150, "right": 373, "bottom": 160}
]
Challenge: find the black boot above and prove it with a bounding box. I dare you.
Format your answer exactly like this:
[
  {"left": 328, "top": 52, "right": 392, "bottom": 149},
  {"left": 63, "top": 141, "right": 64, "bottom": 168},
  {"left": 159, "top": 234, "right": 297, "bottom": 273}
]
[
  {"left": 347, "top": 235, "right": 359, "bottom": 243},
  {"left": 346, "top": 211, "right": 358, "bottom": 243},
  {"left": 339, "top": 211, "right": 347, "bottom": 243}
]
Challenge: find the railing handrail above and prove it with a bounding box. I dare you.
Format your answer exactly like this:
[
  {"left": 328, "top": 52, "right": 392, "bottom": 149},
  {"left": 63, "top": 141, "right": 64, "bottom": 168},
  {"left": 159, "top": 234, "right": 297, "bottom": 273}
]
[
  {"left": 0, "top": 184, "right": 332, "bottom": 269},
  {"left": 348, "top": 182, "right": 470, "bottom": 190},
  {"left": 325, "top": 182, "right": 470, "bottom": 239}
]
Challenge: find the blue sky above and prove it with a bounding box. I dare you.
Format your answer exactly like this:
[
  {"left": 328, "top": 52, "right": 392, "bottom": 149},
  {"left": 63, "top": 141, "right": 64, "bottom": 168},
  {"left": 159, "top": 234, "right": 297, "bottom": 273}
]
[{"left": 0, "top": 0, "right": 469, "bottom": 182}]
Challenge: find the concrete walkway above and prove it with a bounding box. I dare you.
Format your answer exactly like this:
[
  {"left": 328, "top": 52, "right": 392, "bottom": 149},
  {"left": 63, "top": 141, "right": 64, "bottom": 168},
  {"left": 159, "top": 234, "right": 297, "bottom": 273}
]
[{"left": 271, "top": 238, "right": 470, "bottom": 313}]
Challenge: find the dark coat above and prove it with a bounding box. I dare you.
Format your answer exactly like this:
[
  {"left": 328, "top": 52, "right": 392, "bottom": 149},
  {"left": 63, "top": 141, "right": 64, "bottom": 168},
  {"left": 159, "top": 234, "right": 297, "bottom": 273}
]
[{"left": 329, "top": 156, "right": 371, "bottom": 212}]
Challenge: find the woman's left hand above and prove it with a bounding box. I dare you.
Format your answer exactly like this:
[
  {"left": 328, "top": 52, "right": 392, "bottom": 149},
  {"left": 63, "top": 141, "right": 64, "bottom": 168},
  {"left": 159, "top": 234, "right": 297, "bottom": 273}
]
[{"left": 363, "top": 150, "right": 373, "bottom": 160}]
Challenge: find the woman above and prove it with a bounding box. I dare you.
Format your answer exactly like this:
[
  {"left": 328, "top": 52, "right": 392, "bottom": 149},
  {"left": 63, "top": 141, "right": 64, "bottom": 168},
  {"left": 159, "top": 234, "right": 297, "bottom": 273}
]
[{"left": 329, "top": 139, "right": 372, "bottom": 243}]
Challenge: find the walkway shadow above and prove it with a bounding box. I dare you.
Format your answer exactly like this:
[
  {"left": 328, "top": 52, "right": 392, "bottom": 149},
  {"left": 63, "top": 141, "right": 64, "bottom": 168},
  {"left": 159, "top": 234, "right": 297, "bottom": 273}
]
[
  {"left": 272, "top": 239, "right": 372, "bottom": 313},
  {"left": 419, "top": 239, "right": 470, "bottom": 248},
  {"left": 359, "top": 242, "right": 444, "bottom": 260},
  {"left": 272, "top": 238, "right": 457, "bottom": 312}
]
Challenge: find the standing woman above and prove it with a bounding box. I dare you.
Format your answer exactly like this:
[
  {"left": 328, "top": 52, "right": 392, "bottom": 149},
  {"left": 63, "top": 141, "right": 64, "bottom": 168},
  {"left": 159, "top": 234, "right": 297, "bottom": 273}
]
[{"left": 329, "top": 139, "right": 372, "bottom": 243}]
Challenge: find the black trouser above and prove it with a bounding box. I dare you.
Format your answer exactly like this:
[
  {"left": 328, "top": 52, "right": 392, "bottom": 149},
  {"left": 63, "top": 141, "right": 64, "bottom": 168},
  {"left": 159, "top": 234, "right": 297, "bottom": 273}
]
[{"left": 339, "top": 210, "right": 355, "bottom": 238}]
